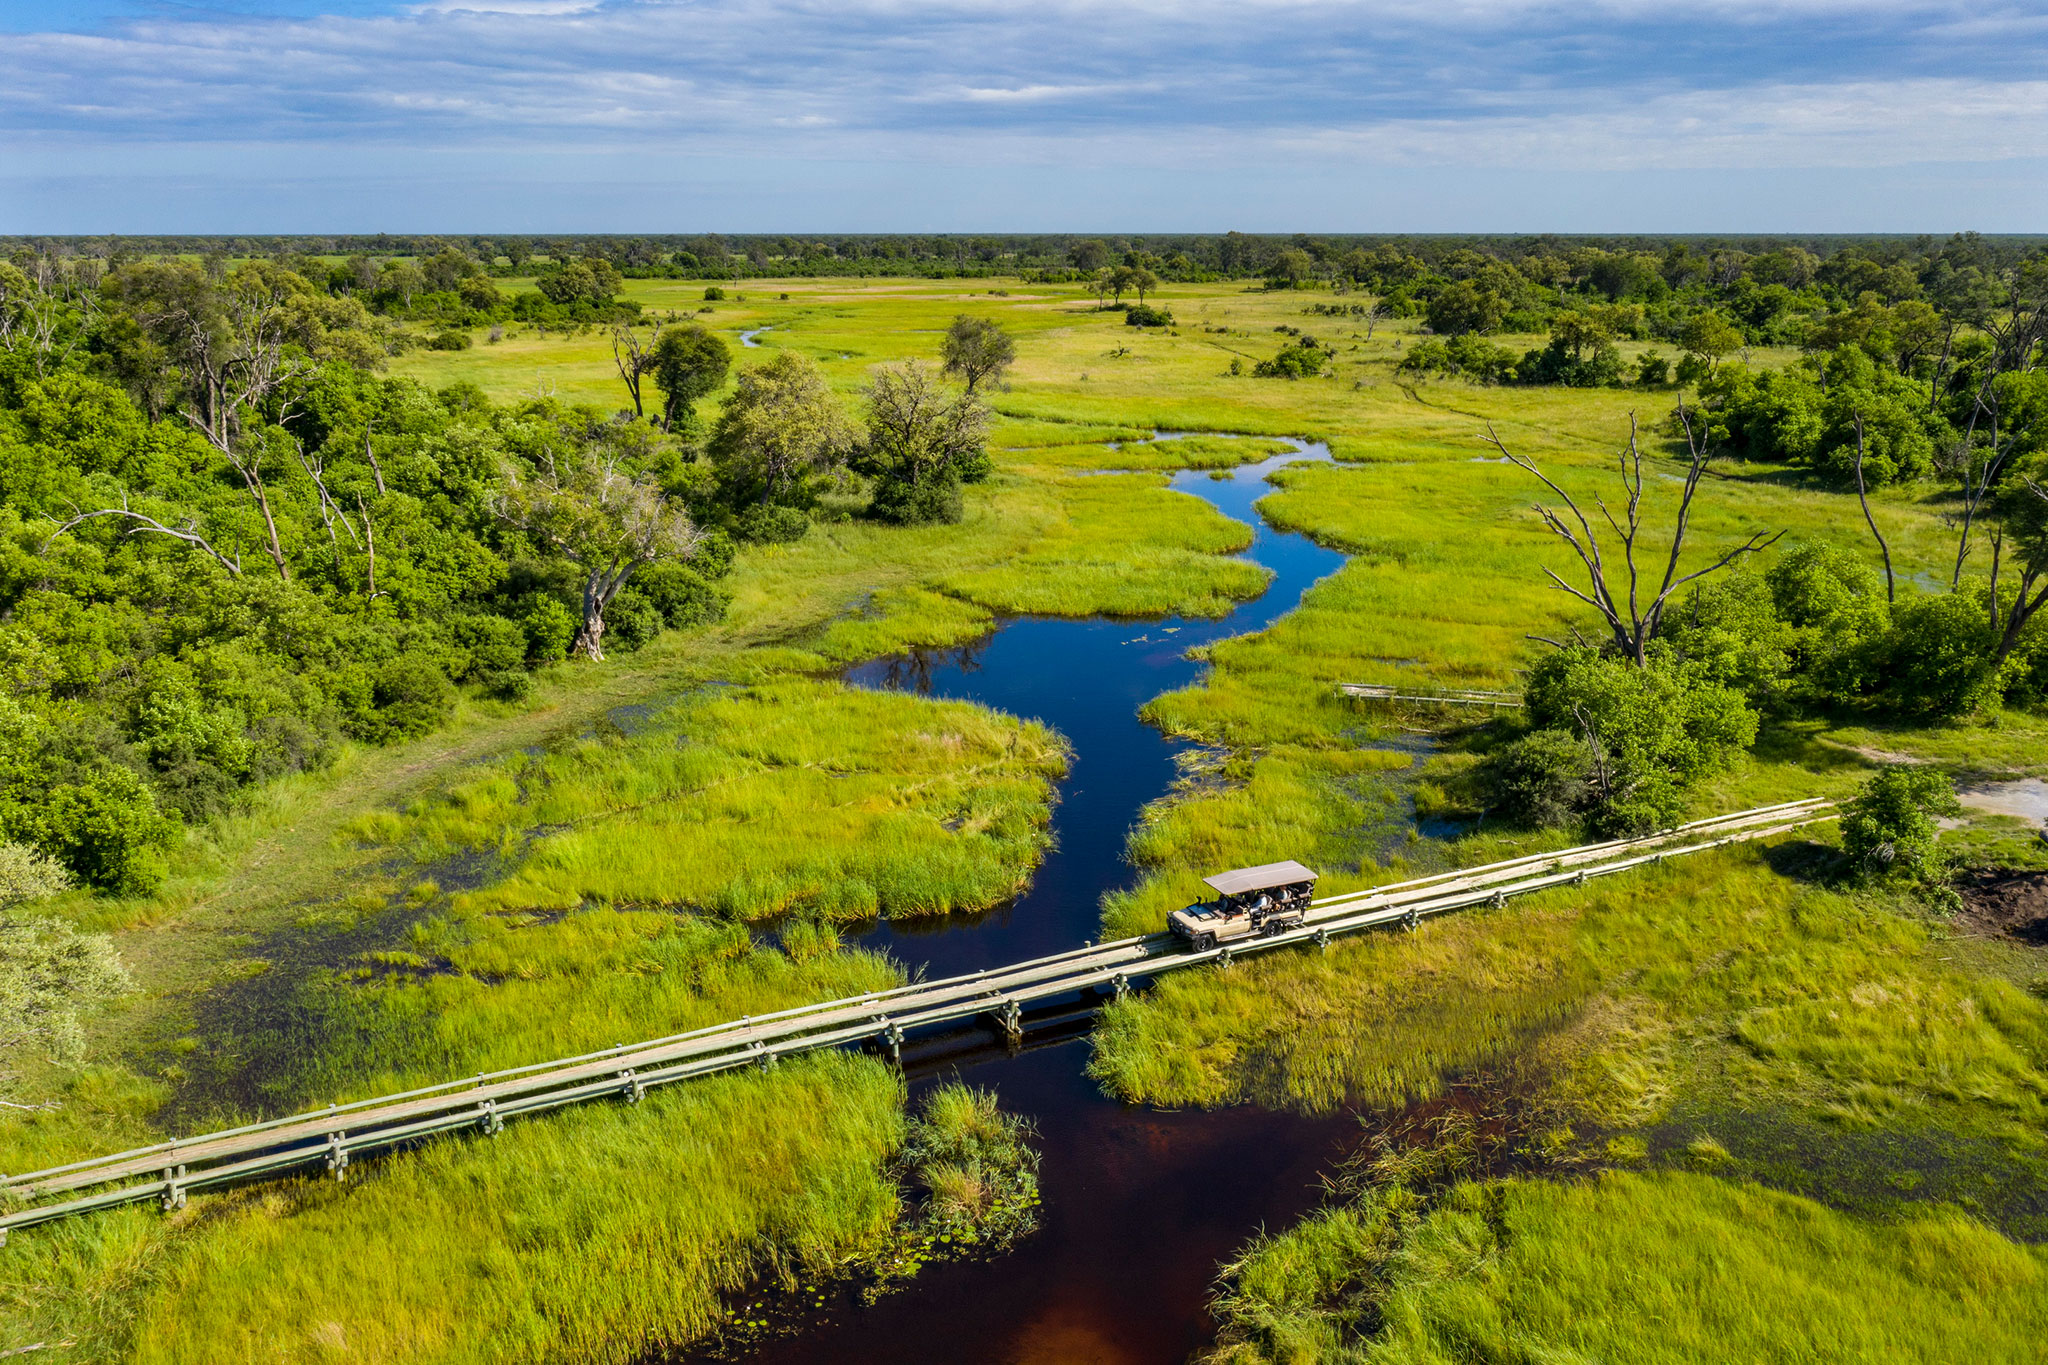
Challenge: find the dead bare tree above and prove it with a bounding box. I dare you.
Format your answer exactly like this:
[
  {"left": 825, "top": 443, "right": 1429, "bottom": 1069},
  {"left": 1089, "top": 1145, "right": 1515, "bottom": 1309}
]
[
  {"left": 1850, "top": 413, "right": 1896, "bottom": 603},
  {"left": 1491, "top": 408, "right": 1784, "bottom": 666},
  {"left": 40, "top": 496, "right": 243, "bottom": 578},
  {"left": 611, "top": 324, "right": 654, "bottom": 417}
]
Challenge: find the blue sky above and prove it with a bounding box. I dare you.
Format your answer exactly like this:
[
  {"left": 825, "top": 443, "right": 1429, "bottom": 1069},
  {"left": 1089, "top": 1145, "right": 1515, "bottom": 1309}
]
[{"left": 3, "top": 1, "right": 2046, "bottom": 232}]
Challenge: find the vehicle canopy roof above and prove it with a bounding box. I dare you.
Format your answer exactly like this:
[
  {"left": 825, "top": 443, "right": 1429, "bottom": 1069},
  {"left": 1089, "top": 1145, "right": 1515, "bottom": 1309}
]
[{"left": 1202, "top": 860, "right": 1320, "bottom": 897}]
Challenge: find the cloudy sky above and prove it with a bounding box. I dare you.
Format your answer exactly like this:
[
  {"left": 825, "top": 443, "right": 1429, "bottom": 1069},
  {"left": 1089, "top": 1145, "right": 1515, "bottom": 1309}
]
[{"left": 3, "top": 0, "right": 2046, "bottom": 232}]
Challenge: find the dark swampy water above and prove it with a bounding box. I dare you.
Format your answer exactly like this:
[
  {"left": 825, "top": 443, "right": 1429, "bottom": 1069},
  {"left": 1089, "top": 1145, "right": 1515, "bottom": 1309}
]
[{"left": 704, "top": 440, "right": 1360, "bottom": 1364}]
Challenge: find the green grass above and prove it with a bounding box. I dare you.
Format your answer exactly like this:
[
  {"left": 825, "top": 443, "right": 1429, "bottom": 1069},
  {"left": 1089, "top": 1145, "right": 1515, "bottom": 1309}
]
[
  {"left": 1095, "top": 845, "right": 2048, "bottom": 1139},
  {"left": 5, "top": 1054, "right": 906, "bottom": 1365},
  {"left": 1204, "top": 1170, "right": 2048, "bottom": 1365}
]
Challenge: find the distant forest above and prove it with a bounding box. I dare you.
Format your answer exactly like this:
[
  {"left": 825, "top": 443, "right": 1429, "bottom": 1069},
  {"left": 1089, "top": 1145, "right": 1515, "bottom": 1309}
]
[{"left": 6, "top": 230, "right": 2046, "bottom": 283}]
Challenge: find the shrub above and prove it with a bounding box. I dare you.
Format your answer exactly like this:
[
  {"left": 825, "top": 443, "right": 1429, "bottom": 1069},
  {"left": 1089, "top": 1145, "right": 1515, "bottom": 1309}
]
[
  {"left": 601, "top": 589, "right": 666, "bottom": 653},
  {"left": 1766, "top": 542, "right": 1892, "bottom": 704},
  {"left": 426, "top": 330, "right": 473, "bottom": 351},
  {"left": 1255, "top": 340, "right": 1328, "bottom": 380},
  {"left": 1523, "top": 648, "right": 1757, "bottom": 835},
  {"left": 868, "top": 474, "right": 964, "bottom": 525},
  {"left": 347, "top": 653, "right": 456, "bottom": 745},
  {"left": 34, "top": 768, "right": 176, "bottom": 895},
  {"left": 516, "top": 594, "right": 579, "bottom": 664},
  {"left": 1879, "top": 594, "right": 2000, "bottom": 720},
  {"left": 1125, "top": 304, "right": 1174, "bottom": 327},
  {"left": 1636, "top": 352, "right": 1671, "bottom": 386},
  {"left": 1840, "top": 765, "right": 1959, "bottom": 881},
  {"left": 733, "top": 503, "right": 811, "bottom": 544},
  {"left": 0, "top": 915, "right": 131, "bottom": 1058},
  {"left": 447, "top": 614, "right": 527, "bottom": 684},
  {"left": 633, "top": 561, "right": 732, "bottom": 630},
  {"left": 1485, "top": 729, "right": 1594, "bottom": 828},
  {"left": 702, "top": 286, "right": 726, "bottom": 301},
  {"left": 0, "top": 841, "right": 71, "bottom": 909}
]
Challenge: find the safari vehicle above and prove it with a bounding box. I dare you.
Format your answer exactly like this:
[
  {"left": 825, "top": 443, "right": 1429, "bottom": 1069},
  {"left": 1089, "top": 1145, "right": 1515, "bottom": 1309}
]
[{"left": 1168, "top": 860, "right": 1319, "bottom": 950}]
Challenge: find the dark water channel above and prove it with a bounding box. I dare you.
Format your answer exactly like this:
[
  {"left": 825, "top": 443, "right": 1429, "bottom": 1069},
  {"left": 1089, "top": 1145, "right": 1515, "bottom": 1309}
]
[{"left": 698, "top": 440, "right": 1359, "bottom": 1365}]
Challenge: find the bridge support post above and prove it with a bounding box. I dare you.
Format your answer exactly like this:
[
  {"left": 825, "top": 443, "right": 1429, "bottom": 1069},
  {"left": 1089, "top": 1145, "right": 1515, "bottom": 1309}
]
[
  {"left": 1403, "top": 907, "right": 1419, "bottom": 934},
  {"left": 881, "top": 1019, "right": 904, "bottom": 1065},
  {"left": 478, "top": 1100, "right": 503, "bottom": 1136},
  {"left": 988, "top": 998, "right": 1022, "bottom": 1046},
  {"left": 1314, "top": 928, "right": 1332, "bottom": 952},
  {"left": 1111, "top": 972, "right": 1130, "bottom": 1001},
  {"left": 1489, "top": 891, "right": 1506, "bottom": 910},
  {"left": 160, "top": 1164, "right": 187, "bottom": 1212},
  {"left": 619, "top": 1069, "right": 644, "bottom": 1104},
  {"left": 325, "top": 1132, "right": 348, "bottom": 1181}
]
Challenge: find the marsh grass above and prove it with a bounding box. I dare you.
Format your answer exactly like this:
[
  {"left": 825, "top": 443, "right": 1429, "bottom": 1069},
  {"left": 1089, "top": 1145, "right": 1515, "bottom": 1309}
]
[
  {"left": 1096, "top": 848, "right": 2048, "bottom": 1140},
  {"left": 1204, "top": 1170, "right": 2048, "bottom": 1365},
  {"left": 102, "top": 1054, "right": 906, "bottom": 1365},
  {"left": 366, "top": 680, "right": 1069, "bottom": 926}
]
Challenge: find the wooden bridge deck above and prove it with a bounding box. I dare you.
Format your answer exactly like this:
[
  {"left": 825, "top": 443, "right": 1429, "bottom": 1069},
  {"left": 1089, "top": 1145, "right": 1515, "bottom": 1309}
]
[
  {"left": 1337, "top": 682, "right": 1523, "bottom": 708},
  {"left": 0, "top": 798, "right": 1834, "bottom": 1241}
]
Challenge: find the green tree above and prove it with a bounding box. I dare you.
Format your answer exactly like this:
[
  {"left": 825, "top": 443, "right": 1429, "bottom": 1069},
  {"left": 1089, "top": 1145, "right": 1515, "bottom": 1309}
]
[
  {"left": 648, "top": 324, "right": 732, "bottom": 431},
  {"left": 1069, "top": 239, "right": 1110, "bottom": 272},
  {"left": 705, "top": 351, "right": 858, "bottom": 515},
  {"left": 1425, "top": 280, "right": 1504, "bottom": 336},
  {"left": 940, "top": 316, "right": 1016, "bottom": 395},
  {"left": 1522, "top": 647, "right": 1758, "bottom": 834},
  {"left": 1679, "top": 312, "right": 1744, "bottom": 374},
  {"left": 491, "top": 421, "right": 705, "bottom": 660},
  {"left": 854, "top": 361, "right": 990, "bottom": 525}
]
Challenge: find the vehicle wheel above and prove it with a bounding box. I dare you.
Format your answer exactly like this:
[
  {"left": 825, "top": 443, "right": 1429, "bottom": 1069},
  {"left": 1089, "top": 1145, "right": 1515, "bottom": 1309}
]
[{"left": 1194, "top": 932, "right": 1216, "bottom": 951}]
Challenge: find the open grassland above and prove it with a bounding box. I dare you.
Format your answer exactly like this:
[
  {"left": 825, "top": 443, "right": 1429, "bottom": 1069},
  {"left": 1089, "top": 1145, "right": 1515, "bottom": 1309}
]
[
  {"left": 1205, "top": 1170, "right": 2048, "bottom": 1365},
  {"left": 11, "top": 277, "right": 2048, "bottom": 1363}
]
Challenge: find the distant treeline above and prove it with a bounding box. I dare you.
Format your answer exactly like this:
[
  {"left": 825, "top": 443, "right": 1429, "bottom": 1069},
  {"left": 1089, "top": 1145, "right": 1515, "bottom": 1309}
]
[{"left": 5, "top": 232, "right": 2047, "bottom": 284}]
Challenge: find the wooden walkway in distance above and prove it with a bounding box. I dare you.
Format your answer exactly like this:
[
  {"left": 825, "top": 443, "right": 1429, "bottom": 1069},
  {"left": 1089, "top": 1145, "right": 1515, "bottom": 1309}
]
[
  {"left": 0, "top": 799, "right": 1835, "bottom": 1243},
  {"left": 1337, "top": 682, "right": 1522, "bottom": 709}
]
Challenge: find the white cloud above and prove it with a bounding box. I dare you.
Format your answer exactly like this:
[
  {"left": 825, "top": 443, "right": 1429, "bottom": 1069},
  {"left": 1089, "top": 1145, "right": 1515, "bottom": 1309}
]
[{"left": 1, "top": 0, "right": 2042, "bottom": 227}]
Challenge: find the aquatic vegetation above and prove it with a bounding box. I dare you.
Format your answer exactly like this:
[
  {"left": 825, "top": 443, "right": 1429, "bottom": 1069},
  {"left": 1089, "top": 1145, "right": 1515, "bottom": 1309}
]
[{"left": 1204, "top": 1171, "right": 2048, "bottom": 1365}]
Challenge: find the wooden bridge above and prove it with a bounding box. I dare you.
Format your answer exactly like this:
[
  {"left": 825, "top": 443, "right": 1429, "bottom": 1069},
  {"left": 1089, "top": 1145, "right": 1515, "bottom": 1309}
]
[
  {"left": 1337, "top": 682, "right": 1522, "bottom": 709},
  {"left": 0, "top": 798, "right": 1834, "bottom": 1243}
]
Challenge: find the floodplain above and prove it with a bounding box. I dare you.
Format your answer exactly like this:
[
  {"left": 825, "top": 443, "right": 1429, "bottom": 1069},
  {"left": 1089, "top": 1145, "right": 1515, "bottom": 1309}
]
[{"left": 6, "top": 274, "right": 2047, "bottom": 1365}]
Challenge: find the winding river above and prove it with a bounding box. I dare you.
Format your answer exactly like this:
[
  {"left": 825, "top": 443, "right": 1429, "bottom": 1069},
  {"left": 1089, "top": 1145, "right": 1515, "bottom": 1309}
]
[{"left": 684, "top": 440, "right": 1365, "bottom": 1364}]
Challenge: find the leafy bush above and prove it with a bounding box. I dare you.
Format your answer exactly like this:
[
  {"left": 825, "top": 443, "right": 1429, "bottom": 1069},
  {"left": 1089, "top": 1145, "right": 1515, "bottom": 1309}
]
[
  {"left": 33, "top": 767, "right": 176, "bottom": 895},
  {"left": 1690, "top": 348, "right": 1951, "bottom": 488},
  {"left": 0, "top": 841, "right": 71, "bottom": 909},
  {"left": 601, "top": 589, "right": 666, "bottom": 653},
  {"left": 516, "top": 594, "right": 579, "bottom": 664},
  {"left": 1840, "top": 765, "right": 1960, "bottom": 881},
  {"left": 1765, "top": 541, "right": 1892, "bottom": 704},
  {"left": 1879, "top": 593, "right": 2001, "bottom": 720},
  {"left": 0, "top": 914, "right": 130, "bottom": 1058},
  {"left": 702, "top": 286, "right": 726, "bottom": 301},
  {"left": 634, "top": 561, "right": 732, "bottom": 631},
  {"left": 1397, "top": 335, "right": 1519, "bottom": 383},
  {"left": 733, "top": 502, "right": 811, "bottom": 543},
  {"left": 1522, "top": 648, "right": 1758, "bottom": 835},
  {"left": 425, "top": 330, "right": 473, "bottom": 351},
  {"left": 1125, "top": 304, "right": 1175, "bottom": 327},
  {"left": 1485, "top": 729, "right": 1594, "bottom": 828},
  {"left": 345, "top": 653, "right": 456, "bottom": 744},
  {"left": 1255, "top": 340, "right": 1328, "bottom": 379}
]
